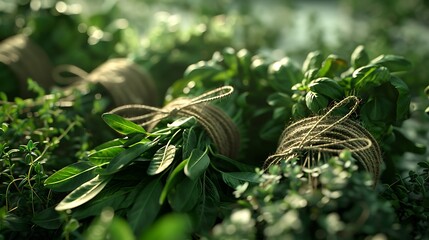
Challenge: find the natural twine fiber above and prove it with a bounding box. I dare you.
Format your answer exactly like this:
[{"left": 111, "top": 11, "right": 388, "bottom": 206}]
[
  {"left": 0, "top": 34, "right": 54, "bottom": 97},
  {"left": 109, "top": 86, "right": 240, "bottom": 158},
  {"left": 52, "top": 58, "right": 158, "bottom": 107},
  {"left": 265, "top": 96, "right": 382, "bottom": 185}
]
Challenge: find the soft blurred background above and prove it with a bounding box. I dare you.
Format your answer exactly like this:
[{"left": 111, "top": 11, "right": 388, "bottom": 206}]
[{"left": 1, "top": 0, "right": 429, "bottom": 167}]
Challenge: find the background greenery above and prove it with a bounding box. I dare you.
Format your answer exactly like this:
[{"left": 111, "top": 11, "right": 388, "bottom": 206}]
[{"left": 1, "top": 0, "right": 428, "bottom": 239}]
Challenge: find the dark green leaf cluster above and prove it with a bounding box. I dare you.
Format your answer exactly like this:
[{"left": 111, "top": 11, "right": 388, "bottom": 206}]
[{"left": 44, "top": 113, "right": 257, "bottom": 238}]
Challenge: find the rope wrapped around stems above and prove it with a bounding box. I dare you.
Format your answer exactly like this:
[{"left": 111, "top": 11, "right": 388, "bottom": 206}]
[
  {"left": 109, "top": 86, "right": 240, "bottom": 158},
  {"left": 264, "top": 96, "right": 382, "bottom": 185}
]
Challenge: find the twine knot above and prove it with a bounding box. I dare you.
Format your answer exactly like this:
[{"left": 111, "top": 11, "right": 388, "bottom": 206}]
[{"left": 109, "top": 86, "right": 240, "bottom": 158}]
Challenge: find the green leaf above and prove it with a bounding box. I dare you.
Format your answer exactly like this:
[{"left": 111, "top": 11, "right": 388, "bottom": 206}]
[
  {"left": 184, "top": 148, "right": 210, "bottom": 180},
  {"left": 353, "top": 65, "right": 390, "bottom": 90},
  {"left": 102, "top": 113, "right": 146, "bottom": 135},
  {"left": 370, "top": 54, "right": 412, "bottom": 73},
  {"left": 72, "top": 185, "right": 131, "bottom": 219},
  {"left": 159, "top": 160, "right": 188, "bottom": 205},
  {"left": 302, "top": 50, "right": 323, "bottom": 72},
  {"left": 167, "top": 116, "right": 196, "bottom": 128},
  {"left": 351, "top": 45, "right": 369, "bottom": 68},
  {"left": 390, "top": 76, "right": 410, "bottom": 123},
  {"left": 147, "top": 145, "right": 176, "bottom": 175},
  {"left": 107, "top": 217, "right": 136, "bottom": 240},
  {"left": 127, "top": 179, "right": 163, "bottom": 235},
  {"left": 318, "top": 54, "right": 348, "bottom": 77},
  {"left": 268, "top": 57, "right": 303, "bottom": 93},
  {"left": 182, "top": 127, "right": 197, "bottom": 159},
  {"left": 168, "top": 177, "right": 202, "bottom": 212},
  {"left": 94, "top": 138, "right": 125, "bottom": 151},
  {"left": 140, "top": 213, "right": 192, "bottom": 240},
  {"left": 88, "top": 146, "right": 125, "bottom": 165},
  {"left": 221, "top": 172, "right": 261, "bottom": 189},
  {"left": 83, "top": 208, "right": 135, "bottom": 240},
  {"left": 32, "top": 207, "right": 62, "bottom": 230},
  {"left": 102, "top": 140, "right": 156, "bottom": 175},
  {"left": 44, "top": 162, "right": 100, "bottom": 192},
  {"left": 55, "top": 175, "right": 111, "bottom": 211}
]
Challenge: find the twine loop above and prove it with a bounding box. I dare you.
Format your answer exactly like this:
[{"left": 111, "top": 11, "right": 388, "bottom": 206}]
[
  {"left": 109, "top": 86, "right": 240, "bottom": 158},
  {"left": 52, "top": 58, "right": 158, "bottom": 107},
  {"left": 265, "top": 96, "right": 382, "bottom": 184}
]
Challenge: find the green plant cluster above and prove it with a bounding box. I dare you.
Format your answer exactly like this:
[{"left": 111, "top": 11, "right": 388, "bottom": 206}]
[
  {"left": 209, "top": 152, "right": 408, "bottom": 240},
  {"left": 1, "top": 1, "right": 429, "bottom": 239}
]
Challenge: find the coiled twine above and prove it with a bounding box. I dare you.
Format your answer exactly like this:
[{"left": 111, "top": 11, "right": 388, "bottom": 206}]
[
  {"left": 0, "top": 34, "right": 54, "bottom": 97},
  {"left": 265, "top": 96, "right": 382, "bottom": 185}
]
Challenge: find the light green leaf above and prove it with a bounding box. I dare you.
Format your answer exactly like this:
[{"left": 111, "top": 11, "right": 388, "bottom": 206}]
[
  {"left": 221, "top": 172, "right": 261, "bottom": 189},
  {"left": 140, "top": 213, "right": 192, "bottom": 240},
  {"left": 182, "top": 127, "right": 197, "bottom": 159},
  {"left": 147, "top": 145, "right": 176, "bottom": 175},
  {"left": 88, "top": 146, "right": 124, "bottom": 165},
  {"left": 159, "top": 160, "right": 188, "bottom": 205},
  {"left": 55, "top": 175, "right": 110, "bottom": 211},
  {"left": 167, "top": 116, "right": 196, "bottom": 128},
  {"left": 184, "top": 148, "right": 210, "bottom": 180},
  {"left": 102, "top": 113, "right": 146, "bottom": 135},
  {"left": 44, "top": 162, "right": 100, "bottom": 192},
  {"left": 127, "top": 179, "right": 163, "bottom": 235},
  {"left": 102, "top": 140, "right": 155, "bottom": 175}
]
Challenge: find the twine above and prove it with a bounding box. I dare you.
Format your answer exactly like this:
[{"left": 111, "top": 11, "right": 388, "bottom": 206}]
[
  {"left": 52, "top": 58, "right": 158, "bottom": 107},
  {"left": 0, "top": 34, "right": 54, "bottom": 97},
  {"left": 109, "top": 86, "right": 240, "bottom": 158},
  {"left": 265, "top": 96, "right": 382, "bottom": 185}
]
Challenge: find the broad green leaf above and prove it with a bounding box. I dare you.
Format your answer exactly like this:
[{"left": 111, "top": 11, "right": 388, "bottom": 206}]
[
  {"left": 351, "top": 45, "right": 369, "bottom": 68},
  {"left": 88, "top": 146, "right": 124, "bottom": 165},
  {"left": 55, "top": 175, "right": 111, "bottom": 211},
  {"left": 168, "top": 177, "right": 202, "bottom": 212},
  {"left": 102, "top": 140, "right": 155, "bottom": 175},
  {"left": 390, "top": 76, "right": 410, "bottom": 123},
  {"left": 159, "top": 160, "right": 188, "bottom": 205},
  {"left": 221, "top": 172, "right": 261, "bottom": 189},
  {"left": 268, "top": 57, "right": 302, "bottom": 93},
  {"left": 184, "top": 148, "right": 210, "bottom": 180},
  {"left": 83, "top": 208, "right": 135, "bottom": 240},
  {"left": 127, "top": 179, "right": 163, "bottom": 235},
  {"left": 302, "top": 50, "right": 323, "bottom": 73},
  {"left": 370, "top": 54, "right": 412, "bottom": 73},
  {"left": 140, "top": 213, "right": 192, "bottom": 240},
  {"left": 44, "top": 162, "right": 100, "bottom": 192},
  {"left": 353, "top": 65, "right": 390, "bottom": 90},
  {"left": 32, "top": 207, "right": 61, "bottom": 230},
  {"left": 147, "top": 145, "right": 176, "bottom": 175},
  {"left": 318, "top": 54, "right": 348, "bottom": 77},
  {"left": 182, "top": 127, "right": 197, "bottom": 159},
  {"left": 102, "top": 113, "right": 146, "bottom": 135},
  {"left": 190, "top": 178, "right": 220, "bottom": 232}
]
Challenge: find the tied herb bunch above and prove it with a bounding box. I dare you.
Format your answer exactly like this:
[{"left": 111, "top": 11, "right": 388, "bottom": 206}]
[{"left": 43, "top": 86, "right": 258, "bottom": 238}]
